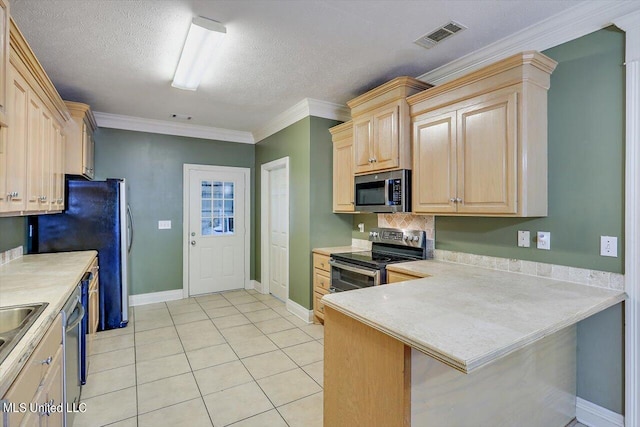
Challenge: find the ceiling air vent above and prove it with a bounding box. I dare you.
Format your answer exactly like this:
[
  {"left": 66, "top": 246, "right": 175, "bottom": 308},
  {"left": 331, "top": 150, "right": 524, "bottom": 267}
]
[
  {"left": 414, "top": 21, "right": 467, "bottom": 49},
  {"left": 170, "top": 113, "right": 192, "bottom": 120}
]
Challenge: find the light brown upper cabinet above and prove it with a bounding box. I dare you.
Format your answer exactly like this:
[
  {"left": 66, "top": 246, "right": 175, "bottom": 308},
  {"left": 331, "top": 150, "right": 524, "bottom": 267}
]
[
  {"left": 330, "top": 121, "right": 355, "bottom": 212},
  {"left": 348, "top": 77, "right": 432, "bottom": 175},
  {"left": 409, "top": 51, "right": 557, "bottom": 217},
  {"left": 65, "top": 101, "right": 97, "bottom": 180},
  {"left": 0, "top": 18, "right": 69, "bottom": 216},
  {"left": 0, "top": 0, "right": 9, "bottom": 125}
]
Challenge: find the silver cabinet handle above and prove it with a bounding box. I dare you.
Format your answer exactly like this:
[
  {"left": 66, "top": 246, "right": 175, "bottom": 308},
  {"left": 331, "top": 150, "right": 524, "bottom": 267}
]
[
  {"left": 456, "top": 197, "right": 462, "bottom": 203},
  {"left": 191, "top": 240, "right": 196, "bottom": 246},
  {"left": 450, "top": 198, "right": 456, "bottom": 202},
  {"left": 40, "top": 356, "right": 53, "bottom": 365}
]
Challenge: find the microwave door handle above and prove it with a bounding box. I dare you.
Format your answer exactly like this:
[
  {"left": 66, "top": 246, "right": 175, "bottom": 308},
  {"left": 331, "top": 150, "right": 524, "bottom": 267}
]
[{"left": 384, "top": 179, "right": 390, "bottom": 205}]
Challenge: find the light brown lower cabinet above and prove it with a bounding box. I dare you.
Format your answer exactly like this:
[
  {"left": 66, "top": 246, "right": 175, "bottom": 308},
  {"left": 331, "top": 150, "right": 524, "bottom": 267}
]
[
  {"left": 312, "top": 252, "right": 331, "bottom": 323},
  {"left": 87, "top": 257, "right": 100, "bottom": 361},
  {"left": 387, "top": 271, "right": 426, "bottom": 283}
]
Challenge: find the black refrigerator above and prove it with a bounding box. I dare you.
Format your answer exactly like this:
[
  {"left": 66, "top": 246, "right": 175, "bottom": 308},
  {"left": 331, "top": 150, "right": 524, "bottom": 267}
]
[{"left": 28, "top": 178, "right": 132, "bottom": 330}]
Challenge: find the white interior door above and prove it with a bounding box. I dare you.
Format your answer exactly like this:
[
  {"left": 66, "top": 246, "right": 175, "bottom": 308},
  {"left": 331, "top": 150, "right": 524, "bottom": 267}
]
[
  {"left": 188, "top": 168, "right": 246, "bottom": 296},
  {"left": 269, "top": 166, "right": 288, "bottom": 301}
]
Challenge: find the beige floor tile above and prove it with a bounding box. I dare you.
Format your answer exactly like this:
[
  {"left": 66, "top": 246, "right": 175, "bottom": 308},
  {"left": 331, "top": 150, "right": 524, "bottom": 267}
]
[
  {"left": 228, "top": 335, "right": 278, "bottom": 359},
  {"left": 298, "top": 323, "right": 324, "bottom": 340},
  {"left": 225, "top": 294, "right": 259, "bottom": 305},
  {"left": 136, "top": 337, "right": 184, "bottom": 362},
  {"left": 104, "top": 417, "right": 137, "bottom": 427},
  {"left": 262, "top": 298, "right": 285, "bottom": 308},
  {"left": 194, "top": 360, "right": 254, "bottom": 395},
  {"left": 134, "top": 302, "right": 167, "bottom": 313},
  {"left": 235, "top": 301, "right": 270, "bottom": 313},
  {"left": 278, "top": 391, "right": 323, "bottom": 427},
  {"left": 244, "top": 308, "right": 282, "bottom": 323},
  {"left": 186, "top": 343, "right": 238, "bottom": 371},
  {"left": 220, "top": 324, "right": 264, "bottom": 343},
  {"left": 242, "top": 350, "right": 297, "bottom": 380},
  {"left": 317, "top": 338, "right": 324, "bottom": 346},
  {"left": 199, "top": 299, "right": 232, "bottom": 310},
  {"left": 203, "top": 382, "right": 273, "bottom": 426},
  {"left": 82, "top": 364, "right": 136, "bottom": 399},
  {"left": 166, "top": 297, "right": 199, "bottom": 308},
  {"left": 73, "top": 386, "right": 137, "bottom": 427},
  {"left": 135, "top": 325, "right": 178, "bottom": 346},
  {"left": 136, "top": 353, "right": 191, "bottom": 384},
  {"left": 282, "top": 340, "right": 324, "bottom": 366},
  {"left": 91, "top": 334, "right": 134, "bottom": 355},
  {"left": 301, "top": 360, "right": 323, "bottom": 386},
  {"left": 222, "top": 289, "right": 251, "bottom": 297},
  {"left": 172, "top": 310, "right": 208, "bottom": 325},
  {"left": 195, "top": 293, "right": 226, "bottom": 302},
  {"left": 137, "top": 373, "right": 200, "bottom": 414},
  {"left": 176, "top": 320, "right": 225, "bottom": 351},
  {"left": 88, "top": 347, "right": 135, "bottom": 374},
  {"left": 205, "top": 305, "right": 241, "bottom": 318},
  {"left": 95, "top": 325, "right": 133, "bottom": 340},
  {"left": 138, "top": 398, "right": 213, "bottom": 427},
  {"left": 246, "top": 289, "right": 258, "bottom": 295},
  {"left": 283, "top": 313, "right": 312, "bottom": 327},
  {"left": 212, "top": 313, "right": 251, "bottom": 329},
  {"left": 257, "top": 368, "right": 322, "bottom": 407},
  {"left": 270, "top": 305, "right": 292, "bottom": 317},
  {"left": 254, "top": 317, "right": 296, "bottom": 334},
  {"left": 135, "top": 308, "right": 171, "bottom": 323},
  {"left": 253, "top": 293, "right": 276, "bottom": 301},
  {"left": 168, "top": 302, "right": 205, "bottom": 315},
  {"left": 228, "top": 409, "right": 288, "bottom": 427},
  {"left": 135, "top": 316, "right": 174, "bottom": 332},
  {"left": 267, "top": 328, "right": 314, "bottom": 348}
]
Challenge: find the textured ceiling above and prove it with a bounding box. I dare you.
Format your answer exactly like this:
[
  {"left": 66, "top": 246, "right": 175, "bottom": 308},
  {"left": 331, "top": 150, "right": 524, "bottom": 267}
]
[{"left": 11, "top": 0, "right": 580, "bottom": 133}]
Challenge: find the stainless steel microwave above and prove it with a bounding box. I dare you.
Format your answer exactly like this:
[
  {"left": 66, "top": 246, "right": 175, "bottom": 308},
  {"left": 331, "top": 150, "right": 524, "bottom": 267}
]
[{"left": 354, "top": 170, "right": 411, "bottom": 213}]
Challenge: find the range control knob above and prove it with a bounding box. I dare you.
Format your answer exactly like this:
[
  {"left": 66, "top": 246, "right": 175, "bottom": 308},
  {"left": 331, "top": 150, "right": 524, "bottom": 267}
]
[
  {"left": 370, "top": 231, "right": 379, "bottom": 238},
  {"left": 412, "top": 236, "right": 419, "bottom": 242},
  {"left": 403, "top": 235, "right": 410, "bottom": 241}
]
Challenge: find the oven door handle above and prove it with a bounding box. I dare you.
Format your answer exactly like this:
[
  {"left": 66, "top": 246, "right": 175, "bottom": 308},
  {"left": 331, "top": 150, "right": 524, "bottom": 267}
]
[{"left": 329, "top": 259, "right": 379, "bottom": 278}]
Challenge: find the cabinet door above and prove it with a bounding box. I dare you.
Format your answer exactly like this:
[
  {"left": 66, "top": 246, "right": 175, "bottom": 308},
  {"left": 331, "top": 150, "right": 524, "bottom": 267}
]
[
  {"left": 49, "top": 122, "right": 64, "bottom": 210},
  {"left": 40, "top": 108, "right": 53, "bottom": 210},
  {"left": 26, "top": 94, "right": 43, "bottom": 211},
  {"left": 333, "top": 137, "right": 354, "bottom": 212},
  {"left": 456, "top": 92, "right": 517, "bottom": 214},
  {"left": 82, "top": 122, "right": 95, "bottom": 179},
  {"left": 353, "top": 116, "right": 373, "bottom": 174},
  {"left": 0, "top": 0, "right": 8, "bottom": 125},
  {"left": 1, "top": 67, "right": 28, "bottom": 212},
  {"left": 371, "top": 103, "right": 399, "bottom": 171},
  {"left": 412, "top": 112, "right": 457, "bottom": 213}
]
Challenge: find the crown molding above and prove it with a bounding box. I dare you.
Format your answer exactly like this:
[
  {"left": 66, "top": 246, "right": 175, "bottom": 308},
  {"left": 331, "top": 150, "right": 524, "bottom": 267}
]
[
  {"left": 417, "top": 1, "right": 640, "bottom": 85},
  {"left": 93, "top": 112, "right": 255, "bottom": 144},
  {"left": 252, "top": 98, "right": 350, "bottom": 143}
]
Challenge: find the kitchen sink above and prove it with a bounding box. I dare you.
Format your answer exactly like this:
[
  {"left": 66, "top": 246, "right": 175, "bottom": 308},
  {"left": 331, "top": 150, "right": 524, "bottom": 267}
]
[{"left": 0, "top": 303, "right": 49, "bottom": 364}]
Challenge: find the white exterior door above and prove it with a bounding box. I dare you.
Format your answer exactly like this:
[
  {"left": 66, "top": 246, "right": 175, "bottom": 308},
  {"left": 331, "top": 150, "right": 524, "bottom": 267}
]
[
  {"left": 269, "top": 166, "right": 288, "bottom": 301},
  {"left": 188, "top": 167, "right": 246, "bottom": 296}
]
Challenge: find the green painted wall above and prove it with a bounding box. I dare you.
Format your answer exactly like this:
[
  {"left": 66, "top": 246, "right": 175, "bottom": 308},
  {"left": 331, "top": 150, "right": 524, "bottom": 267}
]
[
  {"left": 255, "top": 117, "right": 351, "bottom": 309},
  {"left": 351, "top": 213, "right": 378, "bottom": 240},
  {"left": 0, "top": 217, "right": 26, "bottom": 252},
  {"left": 94, "top": 128, "right": 255, "bottom": 296},
  {"left": 434, "top": 28, "right": 625, "bottom": 413}
]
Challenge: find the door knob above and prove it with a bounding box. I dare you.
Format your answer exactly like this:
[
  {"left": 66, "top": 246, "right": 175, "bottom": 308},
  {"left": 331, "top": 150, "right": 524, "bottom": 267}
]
[
  {"left": 191, "top": 232, "right": 196, "bottom": 236},
  {"left": 191, "top": 240, "right": 196, "bottom": 246}
]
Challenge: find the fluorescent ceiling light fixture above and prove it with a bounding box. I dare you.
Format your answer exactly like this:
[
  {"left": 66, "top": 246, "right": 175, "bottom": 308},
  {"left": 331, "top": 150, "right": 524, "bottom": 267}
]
[{"left": 172, "top": 16, "right": 226, "bottom": 91}]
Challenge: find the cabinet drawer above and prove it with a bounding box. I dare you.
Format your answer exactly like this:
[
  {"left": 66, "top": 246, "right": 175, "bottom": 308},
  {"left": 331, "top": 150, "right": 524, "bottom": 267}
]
[
  {"left": 387, "top": 271, "right": 427, "bottom": 283},
  {"left": 314, "top": 291, "right": 327, "bottom": 320},
  {"left": 314, "top": 268, "right": 331, "bottom": 292},
  {"left": 313, "top": 253, "right": 330, "bottom": 272}
]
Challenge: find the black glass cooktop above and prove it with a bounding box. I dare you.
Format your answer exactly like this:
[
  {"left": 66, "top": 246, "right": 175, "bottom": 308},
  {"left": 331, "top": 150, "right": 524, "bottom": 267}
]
[{"left": 330, "top": 251, "right": 418, "bottom": 269}]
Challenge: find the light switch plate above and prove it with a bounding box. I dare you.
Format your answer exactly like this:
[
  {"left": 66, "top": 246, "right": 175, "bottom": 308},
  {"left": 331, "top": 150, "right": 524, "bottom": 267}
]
[
  {"left": 600, "top": 236, "right": 618, "bottom": 257},
  {"left": 537, "top": 231, "right": 551, "bottom": 250},
  {"left": 158, "top": 220, "right": 172, "bottom": 230},
  {"left": 517, "top": 230, "right": 530, "bottom": 248}
]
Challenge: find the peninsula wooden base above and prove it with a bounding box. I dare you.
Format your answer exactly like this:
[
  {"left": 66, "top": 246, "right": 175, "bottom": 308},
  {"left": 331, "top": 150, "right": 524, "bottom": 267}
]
[{"left": 324, "top": 306, "right": 577, "bottom": 427}]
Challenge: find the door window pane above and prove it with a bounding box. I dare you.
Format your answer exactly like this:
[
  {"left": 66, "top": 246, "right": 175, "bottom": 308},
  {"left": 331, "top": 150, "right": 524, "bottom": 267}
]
[{"left": 201, "top": 180, "right": 235, "bottom": 236}]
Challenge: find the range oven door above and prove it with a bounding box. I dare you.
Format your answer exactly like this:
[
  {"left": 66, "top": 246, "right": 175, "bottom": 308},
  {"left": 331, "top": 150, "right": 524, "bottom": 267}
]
[{"left": 329, "top": 259, "right": 381, "bottom": 293}]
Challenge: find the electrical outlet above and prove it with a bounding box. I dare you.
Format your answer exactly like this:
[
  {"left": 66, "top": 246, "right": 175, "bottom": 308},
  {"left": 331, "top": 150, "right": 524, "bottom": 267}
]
[
  {"left": 158, "top": 220, "right": 172, "bottom": 230},
  {"left": 517, "top": 230, "right": 530, "bottom": 248},
  {"left": 600, "top": 236, "right": 618, "bottom": 257},
  {"left": 537, "top": 231, "right": 551, "bottom": 250}
]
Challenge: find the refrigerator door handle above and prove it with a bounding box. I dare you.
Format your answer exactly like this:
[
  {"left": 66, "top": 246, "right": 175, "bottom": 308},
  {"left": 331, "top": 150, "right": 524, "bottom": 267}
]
[{"left": 127, "top": 205, "right": 133, "bottom": 253}]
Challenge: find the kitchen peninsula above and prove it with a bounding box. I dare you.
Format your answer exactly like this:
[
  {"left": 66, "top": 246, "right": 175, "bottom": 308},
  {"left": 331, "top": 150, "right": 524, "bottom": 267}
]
[{"left": 322, "top": 260, "right": 626, "bottom": 427}]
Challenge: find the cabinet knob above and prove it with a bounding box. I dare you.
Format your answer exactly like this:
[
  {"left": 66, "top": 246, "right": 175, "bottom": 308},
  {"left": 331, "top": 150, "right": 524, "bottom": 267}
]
[
  {"left": 40, "top": 356, "right": 53, "bottom": 365},
  {"left": 372, "top": 158, "right": 377, "bottom": 163},
  {"left": 450, "top": 198, "right": 456, "bottom": 203},
  {"left": 456, "top": 197, "right": 462, "bottom": 203}
]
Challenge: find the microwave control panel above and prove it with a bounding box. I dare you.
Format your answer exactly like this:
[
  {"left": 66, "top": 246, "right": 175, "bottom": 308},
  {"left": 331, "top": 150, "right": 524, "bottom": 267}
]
[{"left": 388, "top": 179, "right": 402, "bottom": 205}]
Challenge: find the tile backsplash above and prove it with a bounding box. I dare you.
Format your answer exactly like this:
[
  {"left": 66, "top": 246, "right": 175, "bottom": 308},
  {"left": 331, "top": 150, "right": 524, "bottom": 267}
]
[
  {"left": 0, "top": 246, "right": 23, "bottom": 266},
  {"left": 378, "top": 214, "right": 435, "bottom": 239}
]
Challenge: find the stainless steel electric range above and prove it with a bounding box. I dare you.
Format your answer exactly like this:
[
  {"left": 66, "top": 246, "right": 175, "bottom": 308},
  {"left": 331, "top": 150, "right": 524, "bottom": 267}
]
[{"left": 328, "top": 227, "right": 433, "bottom": 293}]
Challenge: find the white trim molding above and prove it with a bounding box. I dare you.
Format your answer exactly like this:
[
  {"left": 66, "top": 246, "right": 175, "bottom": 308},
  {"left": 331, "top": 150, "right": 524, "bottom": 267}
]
[
  {"left": 613, "top": 9, "right": 640, "bottom": 427},
  {"left": 260, "top": 157, "right": 290, "bottom": 300},
  {"left": 286, "top": 299, "right": 313, "bottom": 324},
  {"left": 129, "top": 289, "right": 183, "bottom": 307},
  {"left": 94, "top": 111, "right": 255, "bottom": 144},
  {"left": 182, "top": 164, "right": 252, "bottom": 299},
  {"left": 576, "top": 397, "right": 624, "bottom": 427},
  {"left": 251, "top": 280, "right": 265, "bottom": 294},
  {"left": 252, "top": 98, "right": 350, "bottom": 143},
  {"left": 417, "top": 1, "right": 640, "bottom": 85}
]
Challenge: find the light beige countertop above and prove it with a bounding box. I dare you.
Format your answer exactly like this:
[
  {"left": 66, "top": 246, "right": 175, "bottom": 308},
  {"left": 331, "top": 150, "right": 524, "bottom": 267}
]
[
  {"left": 322, "top": 259, "right": 626, "bottom": 374},
  {"left": 312, "top": 246, "right": 368, "bottom": 256},
  {"left": 0, "top": 251, "right": 97, "bottom": 396}
]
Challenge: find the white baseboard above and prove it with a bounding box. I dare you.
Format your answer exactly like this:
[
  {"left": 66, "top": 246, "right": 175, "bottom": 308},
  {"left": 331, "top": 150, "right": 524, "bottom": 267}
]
[
  {"left": 252, "top": 280, "right": 266, "bottom": 294},
  {"left": 576, "top": 397, "right": 624, "bottom": 427},
  {"left": 244, "top": 279, "right": 255, "bottom": 290},
  {"left": 129, "top": 289, "right": 183, "bottom": 307},
  {"left": 286, "top": 299, "right": 313, "bottom": 324}
]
